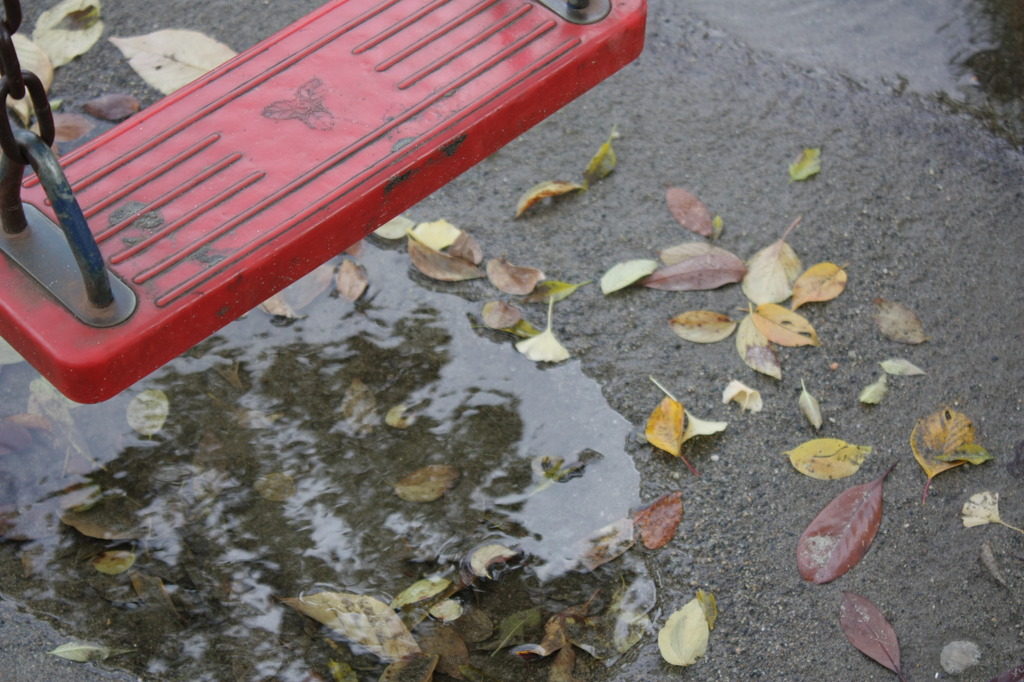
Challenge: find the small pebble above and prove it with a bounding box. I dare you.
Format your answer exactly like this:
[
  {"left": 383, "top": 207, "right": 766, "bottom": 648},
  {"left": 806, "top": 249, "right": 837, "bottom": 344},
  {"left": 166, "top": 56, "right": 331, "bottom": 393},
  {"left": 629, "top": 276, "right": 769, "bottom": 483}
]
[
  {"left": 829, "top": 362, "right": 839, "bottom": 370},
  {"left": 940, "top": 640, "right": 981, "bottom": 674}
]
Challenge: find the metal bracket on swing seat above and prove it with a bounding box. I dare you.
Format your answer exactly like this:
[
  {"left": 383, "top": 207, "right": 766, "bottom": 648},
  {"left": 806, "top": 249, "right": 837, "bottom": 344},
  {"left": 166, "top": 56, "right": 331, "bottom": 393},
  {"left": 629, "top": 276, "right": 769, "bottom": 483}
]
[{"left": 0, "top": 0, "right": 646, "bottom": 403}]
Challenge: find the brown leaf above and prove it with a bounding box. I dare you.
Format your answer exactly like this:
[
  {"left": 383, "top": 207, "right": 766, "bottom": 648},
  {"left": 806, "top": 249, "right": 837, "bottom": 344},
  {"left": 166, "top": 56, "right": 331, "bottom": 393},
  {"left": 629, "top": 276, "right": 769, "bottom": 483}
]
[
  {"left": 334, "top": 259, "right": 368, "bottom": 301},
  {"left": 481, "top": 300, "right": 522, "bottom": 329},
  {"left": 486, "top": 258, "right": 545, "bottom": 295},
  {"left": 872, "top": 298, "right": 928, "bottom": 344},
  {"left": 791, "top": 262, "right": 847, "bottom": 310},
  {"left": 665, "top": 188, "right": 712, "bottom": 237},
  {"left": 642, "top": 245, "right": 745, "bottom": 291},
  {"left": 910, "top": 408, "right": 992, "bottom": 502},
  {"left": 575, "top": 517, "right": 635, "bottom": 571},
  {"left": 633, "top": 492, "right": 683, "bottom": 549},
  {"left": 378, "top": 654, "right": 439, "bottom": 682},
  {"left": 53, "top": 113, "right": 94, "bottom": 143},
  {"left": 282, "top": 592, "right": 420, "bottom": 662},
  {"left": 449, "top": 231, "right": 483, "bottom": 265},
  {"left": 669, "top": 311, "right": 737, "bottom": 344},
  {"left": 839, "top": 592, "right": 904, "bottom": 680},
  {"left": 82, "top": 93, "right": 140, "bottom": 121},
  {"left": 408, "top": 235, "right": 484, "bottom": 281},
  {"left": 394, "top": 464, "right": 460, "bottom": 503},
  {"left": 514, "top": 180, "right": 583, "bottom": 218},
  {"left": 796, "top": 464, "right": 895, "bottom": 584}
]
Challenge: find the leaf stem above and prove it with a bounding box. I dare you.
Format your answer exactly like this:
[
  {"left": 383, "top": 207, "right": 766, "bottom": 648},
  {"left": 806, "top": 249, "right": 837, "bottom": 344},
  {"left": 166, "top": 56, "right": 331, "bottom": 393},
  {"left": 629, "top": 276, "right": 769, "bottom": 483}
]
[
  {"left": 998, "top": 520, "right": 1024, "bottom": 535},
  {"left": 649, "top": 376, "right": 679, "bottom": 403},
  {"left": 680, "top": 454, "right": 700, "bottom": 477},
  {"left": 781, "top": 215, "right": 802, "bottom": 241}
]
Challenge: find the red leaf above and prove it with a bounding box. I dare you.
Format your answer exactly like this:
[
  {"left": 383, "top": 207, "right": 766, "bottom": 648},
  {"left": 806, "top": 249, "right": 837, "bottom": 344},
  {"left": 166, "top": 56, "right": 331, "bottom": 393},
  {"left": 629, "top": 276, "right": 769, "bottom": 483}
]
[
  {"left": 796, "top": 464, "right": 895, "bottom": 583},
  {"left": 666, "top": 187, "right": 712, "bottom": 237},
  {"left": 82, "top": 93, "right": 140, "bottom": 121},
  {"left": 641, "top": 248, "right": 745, "bottom": 291},
  {"left": 632, "top": 491, "right": 683, "bottom": 549},
  {"left": 839, "top": 591, "right": 905, "bottom": 680}
]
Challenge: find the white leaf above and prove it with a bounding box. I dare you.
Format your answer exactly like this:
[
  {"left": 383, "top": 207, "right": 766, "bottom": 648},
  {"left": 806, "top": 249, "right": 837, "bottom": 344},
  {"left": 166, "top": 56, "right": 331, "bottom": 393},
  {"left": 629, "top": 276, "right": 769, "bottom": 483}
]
[
  {"left": 110, "top": 30, "right": 237, "bottom": 95},
  {"left": 515, "top": 299, "right": 569, "bottom": 363},
  {"left": 126, "top": 389, "right": 169, "bottom": 436},
  {"left": 799, "top": 379, "right": 822, "bottom": 429},
  {"left": 33, "top": 0, "right": 103, "bottom": 68},
  {"left": 600, "top": 259, "right": 658, "bottom": 295},
  {"left": 962, "top": 491, "right": 1001, "bottom": 528},
  {"left": 373, "top": 215, "right": 415, "bottom": 240},
  {"left": 879, "top": 358, "right": 926, "bottom": 376},
  {"left": 681, "top": 410, "right": 728, "bottom": 443},
  {"left": 658, "top": 598, "right": 709, "bottom": 666},
  {"left": 721, "top": 380, "right": 763, "bottom": 412},
  {"left": 858, "top": 374, "right": 887, "bottom": 405}
]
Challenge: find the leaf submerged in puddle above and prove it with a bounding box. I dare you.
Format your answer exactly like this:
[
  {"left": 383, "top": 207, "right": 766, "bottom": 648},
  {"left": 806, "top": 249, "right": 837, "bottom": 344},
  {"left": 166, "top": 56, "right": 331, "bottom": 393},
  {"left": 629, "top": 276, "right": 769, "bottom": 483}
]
[
  {"left": 389, "top": 577, "right": 452, "bottom": 609},
  {"left": 254, "top": 472, "right": 296, "bottom": 501},
  {"left": 574, "top": 517, "right": 635, "bottom": 572},
  {"left": 90, "top": 550, "right": 136, "bottom": 575},
  {"left": 49, "top": 641, "right": 134, "bottom": 662},
  {"left": 467, "top": 543, "right": 521, "bottom": 579},
  {"left": 393, "top": 464, "right": 460, "bottom": 502},
  {"left": 282, "top": 592, "right": 421, "bottom": 662},
  {"left": 126, "top": 388, "right": 169, "bottom": 437}
]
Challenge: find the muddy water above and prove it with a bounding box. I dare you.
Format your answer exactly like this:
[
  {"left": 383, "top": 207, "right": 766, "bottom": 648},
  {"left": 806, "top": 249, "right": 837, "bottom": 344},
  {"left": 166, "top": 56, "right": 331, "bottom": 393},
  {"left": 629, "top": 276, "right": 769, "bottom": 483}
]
[{"left": 0, "top": 244, "right": 648, "bottom": 679}]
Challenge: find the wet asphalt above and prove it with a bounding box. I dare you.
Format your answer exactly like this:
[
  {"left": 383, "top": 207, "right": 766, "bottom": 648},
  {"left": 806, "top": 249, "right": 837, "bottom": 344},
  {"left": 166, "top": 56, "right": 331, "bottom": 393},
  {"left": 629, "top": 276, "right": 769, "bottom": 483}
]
[{"left": 3, "top": 0, "right": 1023, "bottom": 680}]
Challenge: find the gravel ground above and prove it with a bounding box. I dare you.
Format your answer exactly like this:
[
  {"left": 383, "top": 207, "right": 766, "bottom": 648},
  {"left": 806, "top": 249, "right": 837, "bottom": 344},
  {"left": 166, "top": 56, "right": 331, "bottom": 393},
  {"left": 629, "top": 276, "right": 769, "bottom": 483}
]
[{"left": 2, "top": 1, "right": 1022, "bottom": 680}]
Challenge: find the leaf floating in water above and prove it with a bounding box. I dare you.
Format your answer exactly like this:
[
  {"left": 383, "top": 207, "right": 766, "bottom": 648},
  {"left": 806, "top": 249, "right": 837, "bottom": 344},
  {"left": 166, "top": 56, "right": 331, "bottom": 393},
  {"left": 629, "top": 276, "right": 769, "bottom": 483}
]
[
  {"left": 335, "top": 259, "right": 368, "bottom": 302},
  {"left": 799, "top": 379, "right": 823, "bottom": 429},
  {"left": 48, "top": 641, "right": 133, "bottom": 663},
  {"left": 722, "top": 380, "right": 763, "bottom": 412},
  {"left": 393, "top": 464, "right": 460, "bottom": 503},
  {"left": 632, "top": 491, "right": 683, "bottom": 550},
  {"left": 839, "top": 592, "right": 905, "bottom": 680},
  {"left": 582, "top": 125, "right": 619, "bottom": 188},
  {"left": 389, "top": 577, "right": 452, "bottom": 609},
  {"left": 910, "top": 408, "right": 992, "bottom": 502},
  {"left": 282, "top": 592, "right": 421, "bottom": 662},
  {"left": 872, "top": 298, "right": 928, "bottom": 344},
  {"left": 384, "top": 404, "right": 415, "bottom": 430},
  {"left": 411, "top": 219, "right": 462, "bottom": 250},
  {"left": 789, "top": 147, "right": 821, "bottom": 181},
  {"left": 786, "top": 438, "right": 872, "bottom": 480},
  {"left": 790, "top": 262, "right": 847, "bottom": 310},
  {"left": 665, "top": 188, "right": 713, "bottom": 237},
  {"left": 448, "top": 231, "right": 483, "bottom": 265},
  {"left": 428, "top": 599, "right": 463, "bottom": 623},
  {"left": 126, "top": 388, "right": 168, "bottom": 437},
  {"left": 467, "top": 544, "right": 520, "bottom": 579},
  {"left": 514, "top": 180, "right": 583, "bottom": 217},
  {"left": 879, "top": 358, "right": 926, "bottom": 376},
  {"left": 481, "top": 300, "right": 523, "bottom": 330},
  {"left": 254, "top": 472, "right": 296, "bottom": 502},
  {"left": 89, "top": 550, "right": 136, "bottom": 575},
  {"left": 407, "top": 234, "right": 484, "bottom": 282},
  {"left": 574, "top": 517, "right": 635, "bottom": 571},
  {"left": 486, "top": 258, "right": 545, "bottom": 296},
  {"left": 796, "top": 464, "right": 895, "bottom": 583},
  {"left": 515, "top": 298, "right": 569, "bottom": 363},
  {"left": 669, "top": 310, "right": 737, "bottom": 344},
  {"left": 599, "top": 259, "right": 658, "bottom": 295},
  {"left": 741, "top": 217, "right": 802, "bottom": 305},
  {"left": 658, "top": 597, "right": 709, "bottom": 666}
]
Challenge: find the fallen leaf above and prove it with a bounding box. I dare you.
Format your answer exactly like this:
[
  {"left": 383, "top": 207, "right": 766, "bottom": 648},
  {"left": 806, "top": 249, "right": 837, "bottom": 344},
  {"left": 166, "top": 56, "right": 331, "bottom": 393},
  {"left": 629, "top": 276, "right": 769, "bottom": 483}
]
[
  {"left": 643, "top": 244, "right": 746, "bottom": 291},
  {"left": 696, "top": 590, "right": 717, "bottom": 630},
  {"left": 486, "top": 258, "right": 545, "bottom": 295},
  {"left": 335, "top": 260, "right": 368, "bottom": 302},
  {"left": 522, "top": 279, "right": 590, "bottom": 304},
  {"left": 109, "top": 30, "right": 237, "bottom": 95},
  {"left": 258, "top": 293, "right": 300, "bottom": 320},
  {"left": 873, "top": 298, "right": 928, "bottom": 344},
  {"left": 722, "top": 380, "right": 763, "bottom": 412},
  {"left": 632, "top": 492, "right": 683, "bottom": 549},
  {"left": 669, "top": 310, "right": 737, "bottom": 344},
  {"left": 389, "top": 577, "right": 452, "bottom": 609},
  {"left": 467, "top": 544, "right": 520, "bottom": 579},
  {"left": 482, "top": 300, "right": 523, "bottom": 330},
  {"left": 879, "top": 358, "right": 926, "bottom": 376},
  {"left": 374, "top": 215, "right": 415, "bottom": 239},
  {"left": 789, "top": 147, "right": 821, "bottom": 181},
  {"left": 790, "top": 262, "right": 847, "bottom": 310},
  {"left": 89, "top": 550, "right": 136, "bottom": 575},
  {"left": 515, "top": 180, "right": 583, "bottom": 217},
  {"left": 82, "top": 93, "right": 139, "bottom": 121},
  {"left": 448, "top": 231, "right": 483, "bottom": 265},
  {"left": 340, "top": 378, "right": 378, "bottom": 433},
  {"left": 407, "top": 234, "right": 484, "bottom": 281},
  {"left": 735, "top": 314, "right": 781, "bottom": 379},
  {"left": 384, "top": 404, "right": 415, "bottom": 429},
  {"left": 962, "top": 491, "right": 1024, "bottom": 534},
  {"left": 658, "top": 598, "right": 709, "bottom": 666},
  {"left": 9, "top": 36, "right": 54, "bottom": 125},
  {"left": 839, "top": 592, "right": 904, "bottom": 679},
  {"left": 60, "top": 496, "right": 141, "bottom": 540},
  {"left": 282, "top": 592, "right": 420, "bottom": 662},
  {"left": 126, "top": 389, "right": 168, "bottom": 437},
  {"left": 751, "top": 303, "right": 819, "bottom": 346},
  {"left": 799, "top": 379, "right": 823, "bottom": 429},
  {"left": 515, "top": 298, "right": 569, "bottom": 363},
  {"left": 53, "top": 113, "right": 95, "bottom": 142},
  {"left": 681, "top": 411, "right": 728, "bottom": 444},
  {"left": 394, "top": 465, "right": 460, "bottom": 503},
  {"left": 254, "top": 472, "right": 296, "bottom": 501},
  {"left": 48, "top": 642, "right": 133, "bottom": 663},
  {"left": 411, "top": 219, "right": 462, "bottom": 251},
  {"left": 575, "top": 517, "right": 635, "bottom": 571},
  {"left": 427, "top": 599, "right": 463, "bottom": 622},
  {"left": 665, "top": 188, "right": 712, "bottom": 237},
  {"left": 910, "top": 408, "right": 992, "bottom": 502},
  {"left": 378, "top": 654, "right": 438, "bottom": 682},
  {"left": 488, "top": 607, "right": 541, "bottom": 651},
  {"left": 645, "top": 395, "right": 686, "bottom": 459},
  {"left": 583, "top": 125, "right": 618, "bottom": 188},
  {"left": 711, "top": 215, "right": 724, "bottom": 239},
  {"left": 786, "top": 438, "right": 872, "bottom": 480},
  {"left": 741, "top": 217, "right": 802, "bottom": 305},
  {"left": 600, "top": 259, "right": 658, "bottom": 294},
  {"left": 33, "top": 0, "right": 103, "bottom": 68},
  {"left": 796, "top": 464, "right": 895, "bottom": 583},
  {"left": 859, "top": 374, "right": 888, "bottom": 405}
]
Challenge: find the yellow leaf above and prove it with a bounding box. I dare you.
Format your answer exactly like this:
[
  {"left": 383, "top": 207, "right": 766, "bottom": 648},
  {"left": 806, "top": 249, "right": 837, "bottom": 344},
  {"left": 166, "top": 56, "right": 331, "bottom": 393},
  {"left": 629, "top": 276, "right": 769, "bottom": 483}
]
[
  {"left": 373, "top": 215, "right": 415, "bottom": 240},
  {"left": 735, "top": 314, "right": 781, "bottom": 379},
  {"left": 109, "top": 30, "right": 236, "bottom": 95},
  {"left": 696, "top": 589, "right": 718, "bottom": 630},
  {"left": 645, "top": 396, "right": 686, "bottom": 457},
  {"left": 722, "top": 380, "right": 763, "bottom": 412},
  {"left": 411, "top": 219, "right": 462, "bottom": 251},
  {"left": 741, "top": 218, "right": 802, "bottom": 305},
  {"left": 962, "top": 492, "right": 1024, "bottom": 533},
  {"left": 514, "top": 180, "right": 583, "bottom": 217},
  {"left": 669, "top": 310, "right": 737, "bottom": 344},
  {"left": 879, "top": 358, "right": 926, "bottom": 376},
  {"left": 583, "top": 126, "right": 619, "bottom": 188},
  {"left": 799, "top": 379, "right": 823, "bottom": 429},
  {"left": 789, "top": 147, "right": 821, "bottom": 181},
  {"left": 911, "top": 408, "right": 992, "bottom": 502},
  {"left": 785, "top": 438, "right": 872, "bottom": 480},
  {"left": 389, "top": 577, "right": 451, "bottom": 609},
  {"left": 751, "top": 303, "right": 819, "bottom": 347},
  {"left": 600, "top": 259, "right": 659, "bottom": 294},
  {"left": 658, "top": 598, "right": 709, "bottom": 666},
  {"left": 9, "top": 36, "right": 54, "bottom": 124},
  {"left": 859, "top": 374, "right": 888, "bottom": 404},
  {"left": 89, "top": 550, "right": 136, "bottom": 575},
  {"left": 33, "top": 0, "right": 103, "bottom": 68},
  {"left": 790, "top": 262, "right": 847, "bottom": 310}
]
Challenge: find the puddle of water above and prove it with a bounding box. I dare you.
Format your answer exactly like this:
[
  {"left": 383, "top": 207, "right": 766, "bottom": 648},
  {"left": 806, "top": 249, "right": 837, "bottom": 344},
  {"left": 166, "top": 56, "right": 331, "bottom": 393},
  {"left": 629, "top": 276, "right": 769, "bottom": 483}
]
[{"left": 0, "top": 242, "right": 650, "bottom": 679}]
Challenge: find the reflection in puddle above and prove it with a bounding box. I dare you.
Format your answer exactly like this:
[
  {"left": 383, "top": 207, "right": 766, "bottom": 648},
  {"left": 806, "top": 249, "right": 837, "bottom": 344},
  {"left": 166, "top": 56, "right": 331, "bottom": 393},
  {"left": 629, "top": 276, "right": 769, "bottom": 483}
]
[{"left": 0, "top": 245, "right": 647, "bottom": 679}]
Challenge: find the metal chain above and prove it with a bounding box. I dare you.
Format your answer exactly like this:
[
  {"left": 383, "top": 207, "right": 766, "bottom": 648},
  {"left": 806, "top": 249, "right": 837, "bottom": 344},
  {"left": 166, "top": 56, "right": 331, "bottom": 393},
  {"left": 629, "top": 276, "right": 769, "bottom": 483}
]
[{"left": 0, "top": 0, "right": 56, "bottom": 164}]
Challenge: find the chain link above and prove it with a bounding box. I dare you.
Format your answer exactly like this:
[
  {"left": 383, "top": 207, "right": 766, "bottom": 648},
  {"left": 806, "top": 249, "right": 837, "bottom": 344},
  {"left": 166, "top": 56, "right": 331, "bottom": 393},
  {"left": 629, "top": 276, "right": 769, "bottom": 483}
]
[{"left": 0, "top": 0, "right": 55, "bottom": 164}]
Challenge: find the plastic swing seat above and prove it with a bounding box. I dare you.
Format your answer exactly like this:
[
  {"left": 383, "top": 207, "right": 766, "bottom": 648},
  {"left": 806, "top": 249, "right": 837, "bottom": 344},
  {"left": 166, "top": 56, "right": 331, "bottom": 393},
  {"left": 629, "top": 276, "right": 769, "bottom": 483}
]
[{"left": 0, "top": 0, "right": 646, "bottom": 403}]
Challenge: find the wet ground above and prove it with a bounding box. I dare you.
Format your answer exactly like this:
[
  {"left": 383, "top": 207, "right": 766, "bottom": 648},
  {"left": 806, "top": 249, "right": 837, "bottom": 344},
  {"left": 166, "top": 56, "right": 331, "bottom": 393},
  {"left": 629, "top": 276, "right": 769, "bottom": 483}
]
[{"left": 2, "top": 0, "right": 1023, "bottom": 680}]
